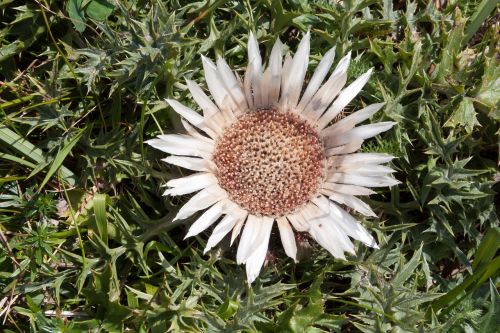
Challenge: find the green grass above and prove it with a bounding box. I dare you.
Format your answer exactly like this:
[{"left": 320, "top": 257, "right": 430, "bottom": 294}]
[{"left": 0, "top": 0, "right": 499, "bottom": 332}]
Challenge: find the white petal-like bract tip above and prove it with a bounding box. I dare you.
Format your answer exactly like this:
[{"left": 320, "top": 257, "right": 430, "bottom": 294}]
[
  {"left": 281, "top": 30, "right": 310, "bottom": 108},
  {"left": 244, "top": 216, "right": 273, "bottom": 283},
  {"left": 203, "top": 214, "right": 239, "bottom": 254},
  {"left": 247, "top": 32, "right": 262, "bottom": 69},
  {"left": 318, "top": 67, "right": 374, "bottom": 129},
  {"left": 200, "top": 54, "right": 216, "bottom": 68},
  {"left": 165, "top": 99, "right": 204, "bottom": 128},
  {"left": 184, "top": 201, "right": 224, "bottom": 239},
  {"left": 173, "top": 185, "right": 227, "bottom": 221},
  {"left": 277, "top": 217, "right": 297, "bottom": 262},
  {"left": 297, "top": 45, "right": 336, "bottom": 111}
]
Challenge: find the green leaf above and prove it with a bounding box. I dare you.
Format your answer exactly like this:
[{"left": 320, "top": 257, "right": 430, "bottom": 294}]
[
  {"left": 217, "top": 298, "right": 239, "bottom": 320},
  {"left": 478, "top": 281, "right": 500, "bottom": 332},
  {"left": 475, "top": 55, "right": 500, "bottom": 114},
  {"left": 276, "top": 275, "right": 325, "bottom": 332},
  {"left": 0, "top": 40, "right": 25, "bottom": 63},
  {"left": 444, "top": 97, "right": 480, "bottom": 134},
  {"left": 392, "top": 244, "right": 422, "bottom": 287},
  {"left": 435, "top": 23, "right": 465, "bottom": 84},
  {"left": 86, "top": 0, "right": 114, "bottom": 21},
  {"left": 291, "top": 13, "right": 321, "bottom": 31},
  {"left": 67, "top": 0, "right": 86, "bottom": 32}
]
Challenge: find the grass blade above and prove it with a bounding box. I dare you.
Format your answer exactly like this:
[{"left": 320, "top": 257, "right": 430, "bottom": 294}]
[
  {"left": 463, "top": 0, "right": 500, "bottom": 46},
  {"left": 93, "top": 193, "right": 108, "bottom": 245},
  {"left": 0, "top": 152, "right": 37, "bottom": 169},
  {"left": 38, "top": 129, "right": 84, "bottom": 190},
  {"left": 430, "top": 229, "right": 500, "bottom": 313},
  {"left": 0, "top": 125, "right": 77, "bottom": 186},
  {"left": 472, "top": 227, "right": 500, "bottom": 271}
]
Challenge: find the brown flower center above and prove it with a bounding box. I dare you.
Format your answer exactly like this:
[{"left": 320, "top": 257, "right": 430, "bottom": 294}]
[{"left": 213, "top": 109, "right": 326, "bottom": 217}]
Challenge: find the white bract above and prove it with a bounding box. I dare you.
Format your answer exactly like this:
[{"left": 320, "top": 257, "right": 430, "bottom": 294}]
[{"left": 147, "top": 32, "right": 399, "bottom": 283}]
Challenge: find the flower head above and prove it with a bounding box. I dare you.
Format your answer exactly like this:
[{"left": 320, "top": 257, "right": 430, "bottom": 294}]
[{"left": 147, "top": 32, "right": 398, "bottom": 283}]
